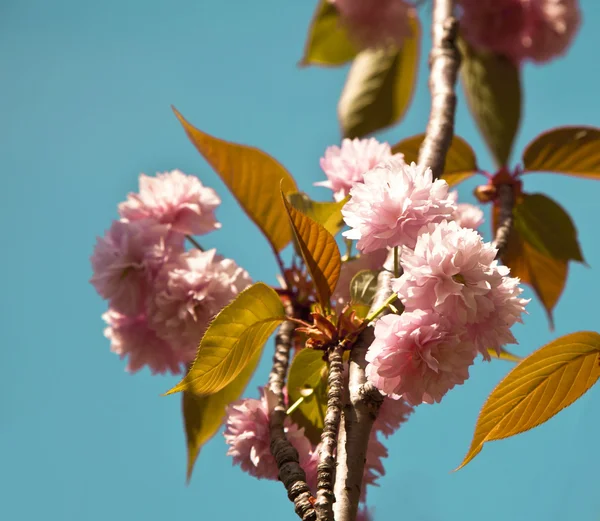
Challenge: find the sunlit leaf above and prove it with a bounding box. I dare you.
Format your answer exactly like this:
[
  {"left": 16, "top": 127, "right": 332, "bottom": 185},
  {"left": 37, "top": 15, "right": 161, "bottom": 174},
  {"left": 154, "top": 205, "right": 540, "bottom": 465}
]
[
  {"left": 391, "top": 133, "right": 479, "bottom": 186},
  {"left": 522, "top": 126, "right": 600, "bottom": 179},
  {"left": 457, "top": 331, "right": 600, "bottom": 470},
  {"left": 350, "top": 270, "right": 378, "bottom": 307},
  {"left": 288, "top": 348, "right": 328, "bottom": 445},
  {"left": 287, "top": 192, "right": 346, "bottom": 237},
  {"left": 487, "top": 347, "right": 522, "bottom": 363},
  {"left": 493, "top": 204, "right": 568, "bottom": 327},
  {"left": 282, "top": 193, "right": 342, "bottom": 309},
  {"left": 183, "top": 347, "right": 261, "bottom": 482},
  {"left": 300, "top": 0, "right": 358, "bottom": 67},
  {"left": 459, "top": 38, "right": 521, "bottom": 167},
  {"left": 513, "top": 193, "right": 584, "bottom": 263},
  {"left": 338, "top": 14, "right": 420, "bottom": 138},
  {"left": 166, "top": 283, "right": 286, "bottom": 396},
  {"left": 173, "top": 107, "right": 298, "bottom": 252}
]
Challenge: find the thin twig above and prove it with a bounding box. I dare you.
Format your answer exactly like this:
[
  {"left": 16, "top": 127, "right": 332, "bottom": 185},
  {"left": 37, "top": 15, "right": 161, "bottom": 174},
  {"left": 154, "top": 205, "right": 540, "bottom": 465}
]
[
  {"left": 315, "top": 343, "right": 345, "bottom": 521},
  {"left": 185, "top": 235, "right": 204, "bottom": 251},
  {"left": 269, "top": 303, "right": 316, "bottom": 521},
  {"left": 492, "top": 184, "right": 514, "bottom": 259}
]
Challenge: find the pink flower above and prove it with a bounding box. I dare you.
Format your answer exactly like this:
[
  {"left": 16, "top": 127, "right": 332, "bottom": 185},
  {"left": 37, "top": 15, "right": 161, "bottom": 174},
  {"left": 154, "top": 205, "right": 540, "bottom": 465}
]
[
  {"left": 362, "top": 432, "right": 388, "bottom": 496},
  {"left": 458, "top": 0, "right": 581, "bottom": 64},
  {"left": 366, "top": 311, "right": 477, "bottom": 405},
  {"left": 342, "top": 159, "right": 456, "bottom": 253},
  {"left": 332, "top": 249, "right": 388, "bottom": 311},
  {"left": 90, "top": 219, "right": 182, "bottom": 315},
  {"left": 373, "top": 397, "right": 413, "bottom": 437},
  {"left": 119, "top": 170, "right": 221, "bottom": 235},
  {"left": 102, "top": 310, "right": 183, "bottom": 374},
  {"left": 330, "top": 0, "right": 414, "bottom": 50},
  {"left": 224, "top": 388, "right": 315, "bottom": 480},
  {"left": 449, "top": 191, "right": 484, "bottom": 230},
  {"left": 393, "top": 220, "right": 528, "bottom": 356},
  {"left": 357, "top": 505, "right": 373, "bottom": 521},
  {"left": 148, "top": 249, "right": 252, "bottom": 361},
  {"left": 316, "top": 138, "right": 397, "bottom": 201}
]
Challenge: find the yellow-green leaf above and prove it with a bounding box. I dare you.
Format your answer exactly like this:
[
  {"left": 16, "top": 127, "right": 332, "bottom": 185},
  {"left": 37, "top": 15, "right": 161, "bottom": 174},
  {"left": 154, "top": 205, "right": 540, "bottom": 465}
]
[
  {"left": 183, "top": 347, "right": 261, "bottom": 482},
  {"left": 459, "top": 38, "right": 521, "bottom": 167},
  {"left": 166, "top": 283, "right": 285, "bottom": 396},
  {"left": 513, "top": 193, "right": 584, "bottom": 263},
  {"left": 522, "top": 126, "right": 600, "bottom": 179},
  {"left": 300, "top": 0, "right": 358, "bottom": 67},
  {"left": 487, "top": 347, "right": 522, "bottom": 363},
  {"left": 287, "top": 192, "right": 347, "bottom": 237},
  {"left": 288, "top": 348, "right": 328, "bottom": 445},
  {"left": 338, "top": 14, "right": 420, "bottom": 138},
  {"left": 350, "top": 269, "right": 378, "bottom": 308},
  {"left": 282, "top": 193, "right": 341, "bottom": 309},
  {"left": 391, "top": 133, "right": 479, "bottom": 186},
  {"left": 457, "top": 331, "right": 600, "bottom": 470},
  {"left": 173, "top": 107, "right": 298, "bottom": 252}
]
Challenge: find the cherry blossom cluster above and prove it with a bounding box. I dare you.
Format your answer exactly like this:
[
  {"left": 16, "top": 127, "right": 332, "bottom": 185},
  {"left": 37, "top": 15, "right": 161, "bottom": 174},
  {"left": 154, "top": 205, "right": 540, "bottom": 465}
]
[{"left": 90, "top": 170, "right": 251, "bottom": 374}]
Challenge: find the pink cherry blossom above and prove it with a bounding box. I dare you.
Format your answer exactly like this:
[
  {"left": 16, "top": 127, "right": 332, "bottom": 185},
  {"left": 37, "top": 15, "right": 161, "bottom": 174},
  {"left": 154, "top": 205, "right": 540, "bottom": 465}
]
[
  {"left": 102, "top": 310, "right": 183, "bottom": 374},
  {"left": 393, "top": 220, "right": 528, "bottom": 356},
  {"left": 362, "top": 432, "right": 388, "bottom": 497},
  {"left": 366, "top": 311, "right": 477, "bottom": 405},
  {"left": 148, "top": 249, "right": 252, "bottom": 360},
  {"left": 119, "top": 170, "right": 221, "bottom": 235},
  {"left": 90, "top": 219, "right": 182, "bottom": 315},
  {"left": 224, "top": 388, "right": 315, "bottom": 480},
  {"left": 356, "top": 505, "right": 373, "bottom": 521},
  {"left": 458, "top": 0, "right": 580, "bottom": 64},
  {"left": 330, "top": 0, "right": 414, "bottom": 50},
  {"left": 342, "top": 159, "right": 456, "bottom": 253},
  {"left": 373, "top": 397, "right": 413, "bottom": 437},
  {"left": 449, "top": 191, "right": 484, "bottom": 230},
  {"left": 316, "top": 138, "right": 397, "bottom": 201}
]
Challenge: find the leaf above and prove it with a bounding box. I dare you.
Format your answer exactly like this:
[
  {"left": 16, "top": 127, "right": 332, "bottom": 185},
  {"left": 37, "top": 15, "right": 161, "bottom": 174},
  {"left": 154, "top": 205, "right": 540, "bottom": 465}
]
[
  {"left": 300, "top": 0, "right": 358, "bottom": 67},
  {"left": 183, "top": 347, "right": 261, "bottom": 482},
  {"left": 487, "top": 347, "right": 522, "bottom": 363},
  {"left": 522, "top": 126, "right": 600, "bottom": 179},
  {"left": 493, "top": 203, "right": 568, "bottom": 327},
  {"left": 391, "top": 133, "right": 479, "bottom": 186},
  {"left": 338, "top": 14, "right": 420, "bottom": 138},
  {"left": 288, "top": 348, "right": 328, "bottom": 445},
  {"left": 350, "top": 270, "right": 379, "bottom": 307},
  {"left": 457, "top": 331, "right": 600, "bottom": 470},
  {"left": 287, "top": 192, "right": 347, "bottom": 237},
  {"left": 459, "top": 38, "right": 521, "bottom": 167},
  {"left": 166, "top": 283, "right": 286, "bottom": 396},
  {"left": 513, "top": 193, "right": 584, "bottom": 263},
  {"left": 282, "top": 193, "right": 342, "bottom": 309},
  {"left": 173, "top": 107, "right": 298, "bottom": 253}
]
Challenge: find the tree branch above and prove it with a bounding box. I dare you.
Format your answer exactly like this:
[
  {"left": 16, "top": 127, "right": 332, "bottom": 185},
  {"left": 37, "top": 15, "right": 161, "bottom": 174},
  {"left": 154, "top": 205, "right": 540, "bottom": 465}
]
[
  {"left": 315, "top": 343, "right": 345, "bottom": 521},
  {"left": 418, "top": 0, "right": 460, "bottom": 178},
  {"left": 269, "top": 306, "right": 316, "bottom": 521},
  {"left": 492, "top": 184, "right": 514, "bottom": 259}
]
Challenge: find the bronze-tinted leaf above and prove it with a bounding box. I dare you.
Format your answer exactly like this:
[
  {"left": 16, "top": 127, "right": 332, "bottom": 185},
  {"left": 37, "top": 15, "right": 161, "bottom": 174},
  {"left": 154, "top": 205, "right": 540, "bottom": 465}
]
[
  {"left": 522, "top": 126, "right": 600, "bottom": 179},
  {"left": 287, "top": 192, "right": 346, "bottom": 237},
  {"left": 173, "top": 107, "right": 298, "bottom": 252},
  {"left": 459, "top": 38, "right": 521, "bottom": 167},
  {"left": 338, "top": 14, "right": 420, "bottom": 138},
  {"left": 457, "top": 332, "right": 600, "bottom": 470},
  {"left": 391, "top": 133, "right": 479, "bottom": 186},
  {"left": 300, "top": 0, "right": 358, "bottom": 67},
  {"left": 282, "top": 193, "right": 342, "bottom": 309}
]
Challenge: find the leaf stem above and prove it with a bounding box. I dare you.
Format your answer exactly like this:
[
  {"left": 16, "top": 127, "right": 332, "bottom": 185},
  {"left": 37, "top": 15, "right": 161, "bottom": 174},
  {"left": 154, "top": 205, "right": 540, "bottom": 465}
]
[
  {"left": 286, "top": 395, "right": 306, "bottom": 415},
  {"left": 365, "top": 293, "right": 398, "bottom": 323},
  {"left": 185, "top": 235, "right": 204, "bottom": 251}
]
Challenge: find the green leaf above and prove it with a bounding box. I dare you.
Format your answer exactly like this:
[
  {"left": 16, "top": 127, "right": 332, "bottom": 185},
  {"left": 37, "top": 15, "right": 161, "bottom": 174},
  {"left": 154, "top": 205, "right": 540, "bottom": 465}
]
[
  {"left": 282, "top": 193, "right": 342, "bottom": 309},
  {"left": 350, "top": 269, "right": 378, "bottom": 308},
  {"left": 166, "top": 283, "right": 286, "bottom": 396},
  {"left": 459, "top": 38, "right": 521, "bottom": 167},
  {"left": 457, "top": 332, "right": 600, "bottom": 470},
  {"left": 513, "top": 193, "right": 584, "bottom": 263},
  {"left": 287, "top": 192, "right": 346, "bottom": 236},
  {"left": 338, "top": 14, "right": 421, "bottom": 138},
  {"left": 183, "top": 347, "right": 261, "bottom": 482},
  {"left": 391, "top": 133, "right": 479, "bottom": 186},
  {"left": 287, "top": 348, "right": 328, "bottom": 445},
  {"left": 522, "top": 126, "right": 600, "bottom": 179},
  {"left": 173, "top": 107, "right": 298, "bottom": 253},
  {"left": 300, "top": 0, "right": 358, "bottom": 67}
]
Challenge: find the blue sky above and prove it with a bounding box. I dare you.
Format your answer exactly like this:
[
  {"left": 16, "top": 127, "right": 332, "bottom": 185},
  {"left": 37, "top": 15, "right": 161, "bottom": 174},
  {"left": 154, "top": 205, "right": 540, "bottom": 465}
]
[{"left": 2, "top": 1, "right": 600, "bottom": 520}]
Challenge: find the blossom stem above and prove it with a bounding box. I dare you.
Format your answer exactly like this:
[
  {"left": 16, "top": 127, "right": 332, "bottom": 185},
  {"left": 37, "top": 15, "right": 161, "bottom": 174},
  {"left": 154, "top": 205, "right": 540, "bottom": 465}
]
[
  {"left": 492, "top": 184, "right": 514, "bottom": 259},
  {"left": 185, "top": 235, "right": 204, "bottom": 251},
  {"left": 286, "top": 395, "right": 306, "bottom": 415},
  {"left": 268, "top": 302, "right": 316, "bottom": 521},
  {"left": 315, "top": 343, "right": 345, "bottom": 521},
  {"left": 365, "top": 292, "right": 398, "bottom": 323},
  {"left": 393, "top": 246, "right": 399, "bottom": 278}
]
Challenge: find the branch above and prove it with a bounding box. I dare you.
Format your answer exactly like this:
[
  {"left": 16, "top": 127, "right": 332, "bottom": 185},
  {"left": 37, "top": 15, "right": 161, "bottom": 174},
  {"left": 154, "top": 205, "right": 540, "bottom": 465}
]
[
  {"left": 418, "top": 0, "right": 461, "bottom": 179},
  {"left": 315, "top": 343, "right": 345, "bottom": 521},
  {"left": 492, "top": 184, "right": 514, "bottom": 259},
  {"left": 269, "top": 307, "right": 316, "bottom": 521}
]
